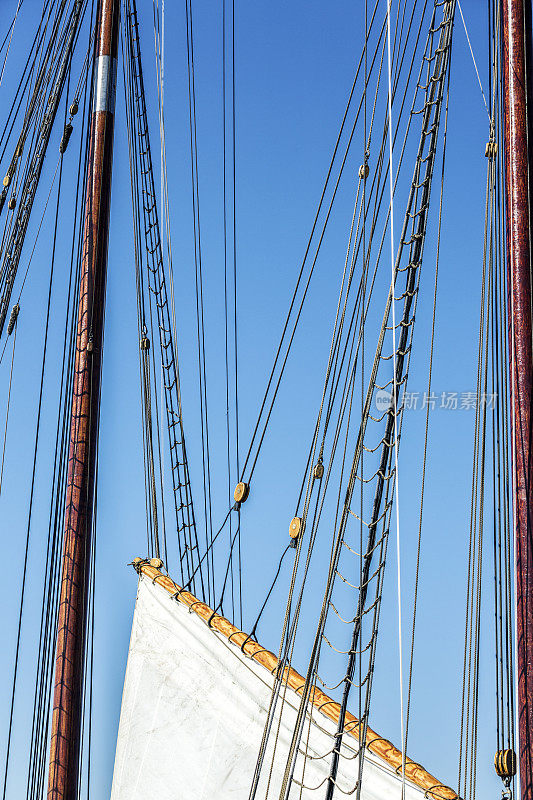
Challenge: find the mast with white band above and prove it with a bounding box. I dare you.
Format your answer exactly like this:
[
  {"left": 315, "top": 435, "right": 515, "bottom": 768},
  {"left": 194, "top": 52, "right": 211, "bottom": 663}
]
[{"left": 47, "top": 0, "right": 120, "bottom": 797}]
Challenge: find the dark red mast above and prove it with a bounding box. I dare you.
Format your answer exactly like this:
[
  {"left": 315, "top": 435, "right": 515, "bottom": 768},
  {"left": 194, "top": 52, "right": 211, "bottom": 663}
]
[
  {"left": 47, "top": 0, "right": 120, "bottom": 796},
  {"left": 502, "top": 1, "right": 533, "bottom": 798}
]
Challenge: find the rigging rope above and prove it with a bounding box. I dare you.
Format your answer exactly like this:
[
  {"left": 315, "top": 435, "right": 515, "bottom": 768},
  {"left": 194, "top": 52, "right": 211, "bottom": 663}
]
[
  {"left": 183, "top": 0, "right": 215, "bottom": 603},
  {"left": 244, "top": 4, "right": 457, "bottom": 798},
  {"left": 0, "top": 308, "right": 18, "bottom": 498},
  {"left": 123, "top": 0, "right": 205, "bottom": 597},
  {"left": 0, "top": 0, "right": 23, "bottom": 91},
  {"left": 458, "top": 5, "right": 515, "bottom": 796},
  {"left": 1, "top": 95, "right": 69, "bottom": 795},
  {"left": 456, "top": 0, "right": 491, "bottom": 122},
  {"left": 385, "top": 3, "right": 407, "bottom": 795},
  {"left": 222, "top": 0, "right": 242, "bottom": 628},
  {"left": 0, "top": 0, "right": 86, "bottom": 336},
  {"left": 403, "top": 45, "right": 451, "bottom": 769}
]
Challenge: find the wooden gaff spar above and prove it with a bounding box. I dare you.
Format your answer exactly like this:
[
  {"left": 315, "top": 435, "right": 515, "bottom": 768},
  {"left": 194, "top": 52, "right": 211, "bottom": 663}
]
[
  {"left": 47, "top": 0, "right": 120, "bottom": 797},
  {"left": 108, "top": 559, "right": 460, "bottom": 800},
  {"left": 502, "top": 1, "right": 533, "bottom": 798}
]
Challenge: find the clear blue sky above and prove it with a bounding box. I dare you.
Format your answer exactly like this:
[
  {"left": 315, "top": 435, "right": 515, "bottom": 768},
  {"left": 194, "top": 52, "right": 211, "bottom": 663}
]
[{"left": 0, "top": 1, "right": 508, "bottom": 798}]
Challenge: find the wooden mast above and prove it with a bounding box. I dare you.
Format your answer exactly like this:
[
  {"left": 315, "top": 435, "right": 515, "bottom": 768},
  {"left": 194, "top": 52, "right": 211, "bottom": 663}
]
[
  {"left": 47, "top": 0, "right": 120, "bottom": 796},
  {"left": 502, "top": 0, "right": 533, "bottom": 798}
]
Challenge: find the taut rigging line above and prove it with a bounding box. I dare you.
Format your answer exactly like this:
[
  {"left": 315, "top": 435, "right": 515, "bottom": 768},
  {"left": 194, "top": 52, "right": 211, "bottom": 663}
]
[
  {"left": 271, "top": 3, "right": 456, "bottom": 798},
  {"left": 0, "top": 0, "right": 87, "bottom": 337},
  {"left": 123, "top": 0, "right": 206, "bottom": 597}
]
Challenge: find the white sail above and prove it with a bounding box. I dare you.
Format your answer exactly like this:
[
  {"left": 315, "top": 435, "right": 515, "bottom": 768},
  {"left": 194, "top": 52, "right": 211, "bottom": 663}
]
[{"left": 110, "top": 574, "right": 432, "bottom": 800}]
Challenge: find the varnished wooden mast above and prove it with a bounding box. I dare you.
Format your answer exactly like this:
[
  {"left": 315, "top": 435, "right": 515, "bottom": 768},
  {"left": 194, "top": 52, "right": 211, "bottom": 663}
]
[
  {"left": 47, "top": 0, "right": 120, "bottom": 796},
  {"left": 502, "top": 1, "right": 533, "bottom": 798}
]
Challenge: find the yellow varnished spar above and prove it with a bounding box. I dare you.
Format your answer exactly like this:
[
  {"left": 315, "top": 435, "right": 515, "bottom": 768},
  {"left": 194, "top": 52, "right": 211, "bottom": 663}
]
[{"left": 133, "top": 557, "right": 458, "bottom": 800}]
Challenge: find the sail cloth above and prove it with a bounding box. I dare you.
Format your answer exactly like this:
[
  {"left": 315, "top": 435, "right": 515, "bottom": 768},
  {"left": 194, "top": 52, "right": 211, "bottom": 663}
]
[{"left": 111, "top": 570, "right": 454, "bottom": 800}]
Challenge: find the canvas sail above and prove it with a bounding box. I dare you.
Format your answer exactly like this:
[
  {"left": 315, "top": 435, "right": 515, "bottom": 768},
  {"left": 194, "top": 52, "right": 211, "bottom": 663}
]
[{"left": 110, "top": 568, "right": 455, "bottom": 800}]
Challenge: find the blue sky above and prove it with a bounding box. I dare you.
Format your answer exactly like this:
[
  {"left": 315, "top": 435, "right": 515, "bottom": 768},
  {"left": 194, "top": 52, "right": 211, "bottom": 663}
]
[{"left": 0, "top": 1, "right": 510, "bottom": 798}]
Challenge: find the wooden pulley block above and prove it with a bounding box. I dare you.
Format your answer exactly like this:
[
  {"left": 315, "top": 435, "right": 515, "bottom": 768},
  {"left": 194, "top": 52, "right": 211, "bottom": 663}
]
[
  {"left": 358, "top": 163, "right": 369, "bottom": 180},
  {"left": 8, "top": 196, "right": 16, "bottom": 210},
  {"left": 313, "top": 462, "right": 324, "bottom": 479},
  {"left": 485, "top": 140, "right": 498, "bottom": 159},
  {"left": 494, "top": 749, "right": 516, "bottom": 779},
  {"left": 234, "top": 481, "right": 249, "bottom": 504},
  {"left": 7, "top": 303, "right": 19, "bottom": 336},
  {"left": 149, "top": 557, "right": 164, "bottom": 570},
  {"left": 289, "top": 516, "right": 302, "bottom": 540},
  {"left": 131, "top": 557, "right": 145, "bottom": 573}
]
